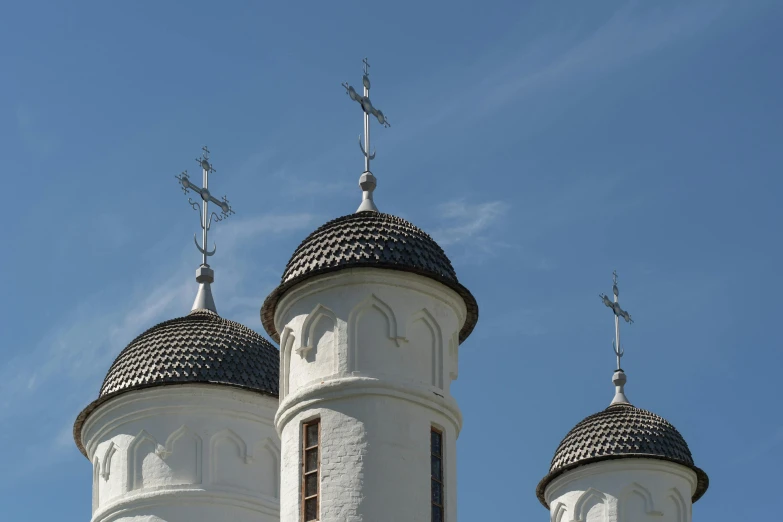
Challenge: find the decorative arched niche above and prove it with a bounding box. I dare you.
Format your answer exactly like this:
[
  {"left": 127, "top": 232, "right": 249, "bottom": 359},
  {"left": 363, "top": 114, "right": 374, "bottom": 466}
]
[
  {"left": 571, "top": 487, "right": 606, "bottom": 522},
  {"left": 552, "top": 502, "right": 567, "bottom": 522},
  {"left": 347, "top": 293, "right": 406, "bottom": 373},
  {"left": 284, "top": 304, "right": 341, "bottom": 390},
  {"left": 618, "top": 482, "right": 662, "bottom": 520},
  {"left": 280, "top": 326, "right": 296, "bottom": 399},
  {"left": 101, "top": 442, "right": 116, "bottom": 481},
  {"left": 406, "top": 308, "right": 444, "bottom": 388},
  {"left": 127, "top": 427, "right": 202, "bottom": 492},
  {"left": 210, "top": 428, "right": 249, "bottom": 488},
  {"left": 127, "top": 430, "right": 158, "bottom": 491},
  {"left": 209, "top": 429, "right": 280, "bottom": 499},
  {"left": 668, "top": 488, "right": 689, "bottom": 522},
  {"left": 161, "top": 425, "right": 202, "bottom": 485},
  {"left": 250, "top": 437, "right": 281, "bottom": 499},
  {"left": 92, "top": 457, "right": 100, "bottom": 513},
  {"left": 298, "top": 304, "right": 338, "bottom": 364}
]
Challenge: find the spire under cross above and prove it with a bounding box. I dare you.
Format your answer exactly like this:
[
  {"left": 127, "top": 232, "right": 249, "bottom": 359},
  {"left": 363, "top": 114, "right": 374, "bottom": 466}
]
[
  {"left": 342, "top": 58, "right": 390, "bottom": 212},
  {"left": 600, "top": 270, "right": 634, "bottom": 371},
  {"left": 175, "top": 146, "right": 235, "bottom": 267}
]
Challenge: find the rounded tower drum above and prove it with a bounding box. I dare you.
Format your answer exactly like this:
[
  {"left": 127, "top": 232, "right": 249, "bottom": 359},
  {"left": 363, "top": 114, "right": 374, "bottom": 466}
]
[
  {"left": 74, "top": 310, "right": 281, "bottom": 522},
  {"left": 261, "top": 212, "right": 478, "bottom": 522},
  {"left": 536, "top": 372, "right": 708, "bottom": 522}
]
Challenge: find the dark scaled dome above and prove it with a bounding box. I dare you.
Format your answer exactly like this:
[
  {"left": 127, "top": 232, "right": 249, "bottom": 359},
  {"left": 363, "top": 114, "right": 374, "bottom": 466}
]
[
  {"left": 536, "top": 403, "right": 709, "bottom": 507},
  {"left": 73, "top": 309, "right": 279, "bottom": 456},
  {"left": 261, "top": 211, "right": 478, "bottom": 343}
]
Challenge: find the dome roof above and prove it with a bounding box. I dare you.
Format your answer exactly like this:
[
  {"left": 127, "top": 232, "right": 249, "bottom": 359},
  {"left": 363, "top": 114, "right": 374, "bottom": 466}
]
[
  {"left": 73, "top": 309, "right": 279, "bottom": 456},
  {"left": 536, "top": 403, "right": 708, "bottom": 507},
  {"left": 261, "top": 211, "right": 478, "bottom": 343}
]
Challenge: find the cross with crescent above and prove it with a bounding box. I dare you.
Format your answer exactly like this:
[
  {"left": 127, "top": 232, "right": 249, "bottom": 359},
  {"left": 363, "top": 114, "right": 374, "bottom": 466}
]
[
  {"left": 599, "top": 270, "right": 633, "bottom": 370},
  {"left": 175, "top": 146, "right": 235, "bottom": 266},
  {"left": 342, "top": 58, "right": 390, "bottom": 175}
]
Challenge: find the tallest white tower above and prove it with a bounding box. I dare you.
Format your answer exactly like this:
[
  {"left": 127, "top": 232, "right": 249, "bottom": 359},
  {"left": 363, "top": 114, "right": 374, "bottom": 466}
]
[{"left": 261, "top": 60, "right": 479, "bottom": 522}]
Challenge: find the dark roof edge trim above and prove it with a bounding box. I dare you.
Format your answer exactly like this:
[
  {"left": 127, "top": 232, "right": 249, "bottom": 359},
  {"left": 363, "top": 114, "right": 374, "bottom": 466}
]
[
  {"left": 261, "top": 264, "right": 479, "bottom": 344},
  {"left": 535, "top": 453, "right": 709, "bottom": 509},
  {"left": 73, "top": 381, "right": 279, "bottom": 458}
]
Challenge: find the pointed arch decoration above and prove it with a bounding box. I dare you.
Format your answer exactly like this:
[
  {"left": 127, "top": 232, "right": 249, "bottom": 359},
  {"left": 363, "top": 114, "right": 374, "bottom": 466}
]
[
  {"left": 407, "top": 308, "right": 444, "bottom": 388},
  {"left": 128, "top": 430, "right": 158, "bottom": 491},
  {"left": 571, "top": 487, "right": 606, "bottom": 522},
  {"left": 249, "top": 437, "right": 281, "bottom": 498},
  {"left": 280, "top": 326, "right": 295, "bottom": 398},
  {"left": 209, "top": 429, "right": 249, "bottom": 485},
  {"left": 668, "top": 487, "right": 689, "bottom": 522},
  {"left": 101, "top": 441, "right": 116, "bottom": 481},
  {"left": 619, "top": 482, "right": 663, "bottom": 519},
  {"left": 552, "top": 502, "right": 567, "bottom": 522},
  {"left": 161, "top": 425, "right": 203, "bottom": 483},
  {"left": 448, "top": 331, "right": 459, "bottom": 381},
  {"left": 347, "top": 293, "right": 406, "bottom": 372},
  {"left": 92, "top": 457, "right": 100, "bottom": 513},
  {"left": 298, "top": 303, "right": 339, "bottom": 359}
]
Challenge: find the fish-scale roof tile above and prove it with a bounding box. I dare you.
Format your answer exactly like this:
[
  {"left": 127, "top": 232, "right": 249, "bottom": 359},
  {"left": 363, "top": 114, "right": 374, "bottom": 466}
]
[
  {"left": 535, "top": 403, "right": 708, "bottom": 507},
  {"left": 73, "top": 310, "right": 279, "bottom": 457},
  {"left": 261, "top": 211, "right": 478, "bottom": 344}
]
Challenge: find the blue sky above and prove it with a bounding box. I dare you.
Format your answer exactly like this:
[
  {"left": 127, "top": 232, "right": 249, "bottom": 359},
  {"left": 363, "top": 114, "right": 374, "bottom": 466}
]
[{"left": 1, "top": 0, "right": 781, "bottom": 519}]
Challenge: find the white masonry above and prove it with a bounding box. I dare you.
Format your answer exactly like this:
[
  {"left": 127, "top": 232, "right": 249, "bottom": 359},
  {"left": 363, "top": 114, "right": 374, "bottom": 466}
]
[{"left": 272, "top": 269, "right": 466, "bottom": 522}]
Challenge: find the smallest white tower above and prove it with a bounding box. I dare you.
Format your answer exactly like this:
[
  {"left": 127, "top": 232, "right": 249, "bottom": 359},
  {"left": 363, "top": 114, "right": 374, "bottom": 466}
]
[{"left": 536, "top": 273, "right": 708, "bottom": 522}]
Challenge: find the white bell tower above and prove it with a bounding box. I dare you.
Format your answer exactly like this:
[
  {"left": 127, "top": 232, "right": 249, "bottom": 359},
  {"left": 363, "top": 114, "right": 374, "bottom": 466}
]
[
  {"left": 261, "top": 59, "right": 478, "bottom": 522},
  {"left": 267, "top": 264, "right": 472, "bottom": 522}
]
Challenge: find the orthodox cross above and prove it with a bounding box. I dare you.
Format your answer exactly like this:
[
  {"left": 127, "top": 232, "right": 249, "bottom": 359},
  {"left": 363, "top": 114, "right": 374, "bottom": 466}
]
[
  {"left": 600, "top": 270, "right": 633, "bottom": 370},
  {"left": 342, "top": 58, "right": 390, "bottom": 212},
  {"left": 175, "top": 146, "right": 235, "bottom": 266},
  {"left": 343, "top": 58, "right": 390, "bottom": 172}
]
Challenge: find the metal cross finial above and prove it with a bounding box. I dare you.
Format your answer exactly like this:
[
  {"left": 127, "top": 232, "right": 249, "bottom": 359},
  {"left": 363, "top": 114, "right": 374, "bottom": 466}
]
[
  {"left": 342, "top": 58, "right": 390, "bottom": 212},
  {"left": 175, "top": 146, "right": 235, "bottom": 267},
  {"left": 600, "top": 270, "right": 634, "bottom": 371}
]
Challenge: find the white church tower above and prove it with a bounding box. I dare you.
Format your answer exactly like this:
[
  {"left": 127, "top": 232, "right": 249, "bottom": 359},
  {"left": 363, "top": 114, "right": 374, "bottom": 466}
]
[
  {"left": 260, "top": 59, "right": 479, "bottom": 522},
  {"left": 536, "top": 273, "right": 708, "bottom": 522},
  {"left": 73, "top": 148, "right": 282, "bottom": 522}
]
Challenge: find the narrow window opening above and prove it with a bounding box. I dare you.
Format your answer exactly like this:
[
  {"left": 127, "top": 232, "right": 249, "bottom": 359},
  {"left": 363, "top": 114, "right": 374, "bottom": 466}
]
[
  {"left": 302, "top": 419, "right": 320, "bottom": 521},
  {"left": 431, "top": 427, "right": 444, "bottom": 522}
]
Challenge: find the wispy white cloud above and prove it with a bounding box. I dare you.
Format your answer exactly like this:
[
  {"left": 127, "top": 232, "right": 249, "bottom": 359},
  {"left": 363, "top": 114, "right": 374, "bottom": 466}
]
[
  {"left": 432, "top": 200, "right": 510, "bottom": 247},
  {"left": 0, "top": 213, "right": 314, "bottom": 479},
  {"left": 6, "top": 214, "right": 309, "bottom": 399},
  {"left": 430, "top": 199, "right": 511, "bottom": 264},
  {"left": 476, "top": 2, "right": 725, "bottom": 116},
  {"left": 396, "top": 2, "right": 726, "bottom": 136}
]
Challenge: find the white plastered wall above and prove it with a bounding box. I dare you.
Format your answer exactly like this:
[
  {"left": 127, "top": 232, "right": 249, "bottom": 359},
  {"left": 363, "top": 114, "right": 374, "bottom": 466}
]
[
  {"left": 79, "top": 384, "right": 280, "bottom": 522},
  {"left": 544, "top": 459, "right": 697, "bottom": 522},
  {"left": 274, "top": 269, "right": 467, "bottom": 522}
]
